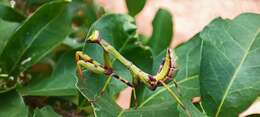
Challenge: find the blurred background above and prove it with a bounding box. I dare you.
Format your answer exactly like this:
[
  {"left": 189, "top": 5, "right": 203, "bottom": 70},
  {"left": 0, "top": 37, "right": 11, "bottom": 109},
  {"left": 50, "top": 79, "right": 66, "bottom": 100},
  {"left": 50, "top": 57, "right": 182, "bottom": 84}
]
[
  {"left": 94, "top": 0, "right": 260, "bottom": 116},
  {"left": 97, "top": 0, "right": 260, "bottom": 48}
]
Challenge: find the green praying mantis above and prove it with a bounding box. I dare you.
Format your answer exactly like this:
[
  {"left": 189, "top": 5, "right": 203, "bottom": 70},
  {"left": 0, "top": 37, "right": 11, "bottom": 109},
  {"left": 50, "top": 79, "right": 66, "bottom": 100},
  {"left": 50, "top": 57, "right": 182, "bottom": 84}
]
[{"left": 75, "top": 30, "right": 185, "bottom": 110}]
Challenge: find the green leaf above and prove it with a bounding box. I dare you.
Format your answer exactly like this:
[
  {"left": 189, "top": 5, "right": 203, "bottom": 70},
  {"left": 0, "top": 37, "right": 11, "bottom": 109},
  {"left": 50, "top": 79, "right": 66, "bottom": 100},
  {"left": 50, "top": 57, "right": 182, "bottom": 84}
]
[
  {"left": 87, "top": 13, "right": 136, "bottom": 50},
  {"left": 120, "top": 101, "right": 179, "bottom": 117},
  {"left": 0, "top": 0, "right": 72, "bottom": 76},
  {"left": 33, "top": 106, "right": 61, "bottom": 117},
  {"left": 112, "top": 45, "right": 154, "bottom": 97},
  {"left": 17, "top": 49, "right": 78, "bottom": 96},
  {"left": 0, "top": 91, "right": 28, "bottom": 117},
  {"left": 77, "top": 72, "right": 180, "bottom": 117},
  {"left": 199, "top": 13, "right": 260, "bottom": 117},
  {"left": 148, "top": 8, "right": 173, "bottom": 56},
  {"left": 77, "top": 72, "right": 122, "bottom": 116},
  {"left": 121, "top": 40, "right": 153, "bottom": 74},
  {"left": 126, "top": 0, "right": 146, "bottom": 16},
  {"left": 74, "top": 0, "right": 104, "bottom": 28},
  {"left": 174, "top": 35, "right": 202, "bottom": 99},
  {"left": 131, "top": 35, "right": 203, "bottom": 116},
  {"left": 81, "top": 14, "right": 138, "bottom": 95},
  {"left": 0, "top": 19, "right": 19, "bottom": 93},
  {"left": 120, "top": 41, "right": 153, "bottom": 107},
  {"left": 178, "top": 99, "right": 206, "bottom": 117},
  {"left": 27, "top": 0, "right": 55, "bottom": 5},
  {"left": 0, "top": 19, "right": 19, "bottom": 56},
  {"left": 0, "top": 4, "right": 25, "bottom": 22}
]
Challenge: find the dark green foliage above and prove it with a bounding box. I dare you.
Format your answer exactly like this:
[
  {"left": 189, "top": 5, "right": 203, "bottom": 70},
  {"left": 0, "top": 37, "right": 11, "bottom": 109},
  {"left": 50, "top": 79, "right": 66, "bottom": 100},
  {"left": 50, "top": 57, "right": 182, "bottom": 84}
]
[
  {"left": 126, "top": 0, "right": 146, "bottom": 16},
  {"left": 0, "top": 4, "right": 25, "bottom": 22},
  {"left": 0, "top": 0, "right": 259, "bottom": 117},
  {"left": 200, "top": 13, "right": 260, "bottom": 117},
  {"left": 148, "top": 8, "right": 173, "bottom": 56}
]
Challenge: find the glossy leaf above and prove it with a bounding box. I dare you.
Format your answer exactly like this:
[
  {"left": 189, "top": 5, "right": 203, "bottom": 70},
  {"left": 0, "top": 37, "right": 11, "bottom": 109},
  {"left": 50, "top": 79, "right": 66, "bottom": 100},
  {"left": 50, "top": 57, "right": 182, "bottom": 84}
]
[
  {"left": 178, "top": 99, "right": 206, "bottom": 117},
  {"left": 17, "top": 49, "right": 78, "bottom": 96},
  {"left": 148, "top": 8, "right": 173, "bottom": 56},
  {"left": 0, "top": 0, "right": 72, "bottom": 76},
  {"left": 77, "top": 72, "right": 122, "bottom": 116},
  {"left": 174, "top": 35, "right": 202, "bottom": 99},
  {"left": 126, "top": 0, "right": 146, "bottom": 16},
  {"left": 0, "top": 19, "right": 19, "bottom": 92},
  {"left": 113, "top": 44, "right": 153, "bottom": 96},
  {"left": 27, "top": 0, "right": 54, "bottom": 5},
  {"left": 0, "top": 91, "right": 28, "bottom": 117},
  {"left": 121, "top": 39, "right": 153, "bottom": 74},
  {"left": 0, "top": 19, "right": 19, "bottom": 56},
  {"left": 200, "top": 13, "right": 260, "bottom": 117},
  {"left": 33, "top": 106, "right": 61, "bottom": 117},
  {"left": 120, "top": 101, "right": 179, "bottom": 117},
  {"left": 77, "top": 44, "right": 125, "bottom": 115},
  {"left": 87, "top": 13, "right": 136, "bottom": 50},
  {"left": 0, "top": 4, "right": 25, "bottom": 22}
]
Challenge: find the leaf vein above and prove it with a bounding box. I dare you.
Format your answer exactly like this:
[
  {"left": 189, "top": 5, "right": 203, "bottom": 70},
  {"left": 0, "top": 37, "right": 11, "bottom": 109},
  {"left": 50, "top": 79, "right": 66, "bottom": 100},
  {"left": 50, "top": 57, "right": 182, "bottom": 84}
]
[{"left": 215, "top": 29, "right": 260, "bottom": 117}]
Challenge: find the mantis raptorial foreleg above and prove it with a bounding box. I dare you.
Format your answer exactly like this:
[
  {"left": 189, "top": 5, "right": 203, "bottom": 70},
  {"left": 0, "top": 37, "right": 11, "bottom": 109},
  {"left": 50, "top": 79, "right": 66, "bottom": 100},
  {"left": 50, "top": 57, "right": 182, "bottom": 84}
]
[
  {"left": 76, "top": 51, "right": 104, "bottom": 78},
  {"left": 76, "top": 51, "right": 134, "bottom": 87},
  {"left": 76, "top": 51, "right": 134, "bottom": 101}
]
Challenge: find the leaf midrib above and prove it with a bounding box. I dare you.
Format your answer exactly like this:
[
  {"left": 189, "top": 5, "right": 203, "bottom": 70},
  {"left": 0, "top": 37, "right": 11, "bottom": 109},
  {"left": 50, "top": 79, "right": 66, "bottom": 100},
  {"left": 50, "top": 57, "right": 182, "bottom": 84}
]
[
  {"left": 21, "top": 88, "right": 76, "bottom": 96},
  {"left": 139, "top": 75, "right": 199, "bottom": 107},
  {"left": 116, "top": 75, "right": 198, "bottom": 117},
  {"left": 215, "top": 29, "right": 260, "bottom": 117},
  {"left": 9, "top": 4, "right": 66, "bottom": 73}
]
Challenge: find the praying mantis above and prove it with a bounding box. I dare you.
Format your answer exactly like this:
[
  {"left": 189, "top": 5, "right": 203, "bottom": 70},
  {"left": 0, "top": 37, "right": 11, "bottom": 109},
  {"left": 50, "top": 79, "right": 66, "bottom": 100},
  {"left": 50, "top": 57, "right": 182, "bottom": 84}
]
[{"left": 75, "top": 30, "right": 185, "bottom": 109}]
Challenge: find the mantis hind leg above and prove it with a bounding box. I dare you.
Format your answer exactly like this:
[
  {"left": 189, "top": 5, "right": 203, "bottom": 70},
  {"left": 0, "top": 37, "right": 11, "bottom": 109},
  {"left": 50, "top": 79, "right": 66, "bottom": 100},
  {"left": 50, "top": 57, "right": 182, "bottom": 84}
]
[
  {"left": 159, "top": 80, "right": 184, "bottom": 108},
  {"left": 159, "top": 80, "right": 191, "bottom": 117},
  {"left": 94, "top": 73, "right": 134, "bottom": 102},
  {"left": 132, "top": 87, "right": 138, "bottom": 109},
  {"left": 131, "top": 74, "right": 139, "bottom": 109},
  {"left": 173, "top": 79, "right": 181, "bottom": 95},
  {"left": 99, "top": 76, "right": 112, "bottom": 96},
  {"left": 94, "top": 75, "right": 113, "bottom": 101}
]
